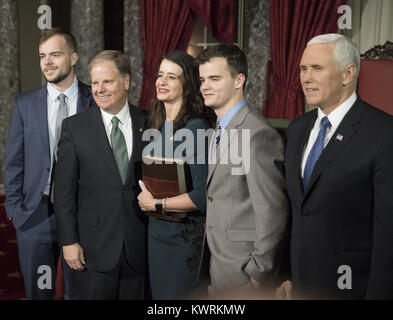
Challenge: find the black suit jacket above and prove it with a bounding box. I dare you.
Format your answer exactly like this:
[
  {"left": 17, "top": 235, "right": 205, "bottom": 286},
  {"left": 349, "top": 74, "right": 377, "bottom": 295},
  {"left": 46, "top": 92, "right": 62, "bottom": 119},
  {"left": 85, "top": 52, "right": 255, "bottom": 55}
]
[
  {"left": 54, "top": 104, "right": 147, "bottom": 272},
  {"left": 285, "top": 97, "right": 393, "bottom": 299}
]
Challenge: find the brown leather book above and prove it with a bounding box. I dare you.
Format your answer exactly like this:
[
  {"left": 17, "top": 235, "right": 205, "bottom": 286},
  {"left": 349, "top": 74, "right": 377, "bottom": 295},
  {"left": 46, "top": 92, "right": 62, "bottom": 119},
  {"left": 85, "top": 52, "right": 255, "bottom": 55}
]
[{"left": 141, "top": 155, "right": 189, "bottom": 222}]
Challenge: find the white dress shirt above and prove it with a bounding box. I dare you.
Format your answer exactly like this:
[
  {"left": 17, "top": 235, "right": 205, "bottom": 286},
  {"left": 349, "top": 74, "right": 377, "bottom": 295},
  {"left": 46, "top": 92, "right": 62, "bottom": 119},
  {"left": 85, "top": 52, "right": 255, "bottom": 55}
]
[
  {"left": 100, "top": 102, "right": 133, "bottom": 160},
  {"left": 45, "top": 76, "right": 79, "bottom": 194},
  {"left": 301, "top": 92, "right": 357, "bottom": 177}
]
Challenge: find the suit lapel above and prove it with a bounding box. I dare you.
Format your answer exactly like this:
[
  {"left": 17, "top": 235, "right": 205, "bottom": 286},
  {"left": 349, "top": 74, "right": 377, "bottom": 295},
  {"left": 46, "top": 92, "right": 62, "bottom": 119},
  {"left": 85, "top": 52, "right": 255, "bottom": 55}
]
[
  {"left": 303, "top": 98, "right": 364, "bottom": 198},
  {"left": 33, "top": 82, "right": 92, "bottom": 163},
  {"left": 293, "top": 110, "right": 317, "bottom": 196},
  {"left": 77, "top": 81, "right": 93, "bottom": 112},
  {"left": 207, "top": 104, "right": 250, "bottom": 186},
  {"left": 89, "top": 106, "right": 124, "bottom": 183},
  {"left": 125, "top": 105, "right": 144, "bottom": 185},
  {"left": 34, "top": 86, "right": 50, "bottom": 155}
]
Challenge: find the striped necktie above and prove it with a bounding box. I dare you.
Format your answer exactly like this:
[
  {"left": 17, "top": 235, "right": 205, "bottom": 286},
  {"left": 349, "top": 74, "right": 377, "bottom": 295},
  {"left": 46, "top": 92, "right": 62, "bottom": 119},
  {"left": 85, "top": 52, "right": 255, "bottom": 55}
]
[
  {"left": 214, "top": 122, "right": 222, "bottom": 148},
  {"left": 210, "top": 122, "right": 222, "bottom": 163}
]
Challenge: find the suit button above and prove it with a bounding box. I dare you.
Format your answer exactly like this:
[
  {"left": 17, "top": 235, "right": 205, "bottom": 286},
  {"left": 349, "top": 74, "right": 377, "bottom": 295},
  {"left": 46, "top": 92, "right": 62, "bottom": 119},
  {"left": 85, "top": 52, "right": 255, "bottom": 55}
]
[
  {"left": 302, "top": 211, "right": 309, "bottom": 218},
  {"left": 207, "top": 196, "right": 213, "bottom": 202},
  {"left": 123, "top": 190, "right": 129, "bottom": 195}
]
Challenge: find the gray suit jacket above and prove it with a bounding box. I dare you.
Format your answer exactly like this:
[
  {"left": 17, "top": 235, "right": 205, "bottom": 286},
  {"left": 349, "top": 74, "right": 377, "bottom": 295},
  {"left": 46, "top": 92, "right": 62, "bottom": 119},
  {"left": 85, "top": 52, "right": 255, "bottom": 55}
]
[{"left": 206, "top": 104, "right": 288, "bottom": 294}]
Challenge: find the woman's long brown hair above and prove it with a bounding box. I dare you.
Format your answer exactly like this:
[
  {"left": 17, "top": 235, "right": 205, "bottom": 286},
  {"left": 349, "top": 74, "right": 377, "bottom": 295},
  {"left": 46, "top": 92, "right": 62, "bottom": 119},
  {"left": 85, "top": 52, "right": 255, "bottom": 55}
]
[{"left": 148, "top": 51, "right": 216, "bottom": 132}]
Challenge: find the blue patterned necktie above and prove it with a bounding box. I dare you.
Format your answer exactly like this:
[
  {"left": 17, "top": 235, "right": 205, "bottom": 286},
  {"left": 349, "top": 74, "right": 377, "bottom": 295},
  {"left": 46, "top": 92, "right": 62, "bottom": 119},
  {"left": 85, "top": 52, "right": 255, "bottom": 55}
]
[
  {"left": 303, "top": 116, "right": 331, "bottom": 189},
  {"left": 111, "top": 116, "right": 129, "bottom": 184}
]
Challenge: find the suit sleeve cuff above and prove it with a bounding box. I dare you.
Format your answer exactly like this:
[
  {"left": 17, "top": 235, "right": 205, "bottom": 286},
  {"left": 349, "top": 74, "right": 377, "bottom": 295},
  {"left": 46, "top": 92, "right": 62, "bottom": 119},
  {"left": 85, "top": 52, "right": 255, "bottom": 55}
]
[{"left": 244, "top": 255, "right": 273, "bottom": 283}]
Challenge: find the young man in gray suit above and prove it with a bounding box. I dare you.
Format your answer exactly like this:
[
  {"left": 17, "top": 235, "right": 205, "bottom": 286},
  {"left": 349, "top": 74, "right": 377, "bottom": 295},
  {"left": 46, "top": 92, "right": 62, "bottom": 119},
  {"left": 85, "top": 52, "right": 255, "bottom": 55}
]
[{"left": 196, "top": 44, "right": 289, "bottom": 298}]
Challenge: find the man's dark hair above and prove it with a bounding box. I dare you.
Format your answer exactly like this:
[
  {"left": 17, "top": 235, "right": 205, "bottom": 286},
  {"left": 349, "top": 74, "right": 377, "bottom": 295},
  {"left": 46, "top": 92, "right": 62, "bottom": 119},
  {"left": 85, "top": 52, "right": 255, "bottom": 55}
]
[
  {"left": 195, "top": 44, "right": 248, "bottom": 87},
  {"left": 38, "top": 27, "right": 77, "bottom": 54},
  {"left": 89, "top": 50, "right": 131, "bottom": 79}
]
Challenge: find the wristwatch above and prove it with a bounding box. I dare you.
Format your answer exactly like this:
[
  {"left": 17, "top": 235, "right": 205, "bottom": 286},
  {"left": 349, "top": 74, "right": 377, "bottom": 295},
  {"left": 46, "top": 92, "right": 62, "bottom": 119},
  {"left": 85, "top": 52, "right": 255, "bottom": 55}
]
[{"left": 155, "top": 199, "right": 164, "bottom": 214}]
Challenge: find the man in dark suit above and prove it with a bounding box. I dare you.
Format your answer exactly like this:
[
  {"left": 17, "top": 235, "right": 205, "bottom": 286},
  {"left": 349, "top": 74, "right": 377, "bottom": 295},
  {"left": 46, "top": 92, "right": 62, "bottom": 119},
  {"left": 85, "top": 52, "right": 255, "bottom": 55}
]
[
  {"left": 4, "top": 28, "right": 93, "bottom": 299},
  {"left": 280, "top": 33, "right": 393, "bottom": 299},
  {"left": 54, "top": 50, "right": 147, "bottom": 299}
]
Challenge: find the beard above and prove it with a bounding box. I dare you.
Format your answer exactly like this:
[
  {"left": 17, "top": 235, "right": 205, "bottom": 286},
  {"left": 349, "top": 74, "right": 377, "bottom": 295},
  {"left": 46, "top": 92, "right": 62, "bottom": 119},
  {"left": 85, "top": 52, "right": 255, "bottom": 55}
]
[{"left": 44, "top": 64, "right": 72, "bottom": 84}]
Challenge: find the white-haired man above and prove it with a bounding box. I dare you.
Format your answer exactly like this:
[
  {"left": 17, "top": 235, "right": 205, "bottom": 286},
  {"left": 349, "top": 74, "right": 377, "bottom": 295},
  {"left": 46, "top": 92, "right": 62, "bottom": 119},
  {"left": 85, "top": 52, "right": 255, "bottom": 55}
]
[{"left": 280, "top": 33, "right": 393, "bottom": 299}]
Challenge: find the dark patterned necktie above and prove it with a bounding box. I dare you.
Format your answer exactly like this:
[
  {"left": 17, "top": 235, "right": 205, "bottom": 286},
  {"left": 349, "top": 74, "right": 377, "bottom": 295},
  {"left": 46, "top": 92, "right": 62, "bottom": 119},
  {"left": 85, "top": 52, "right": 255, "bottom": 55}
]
[
  {"left": 214, "top": 122, "right": 222, "bottom": 148},
  {"left": 111, "top": 116, "right": 129, "bottom": 184}
]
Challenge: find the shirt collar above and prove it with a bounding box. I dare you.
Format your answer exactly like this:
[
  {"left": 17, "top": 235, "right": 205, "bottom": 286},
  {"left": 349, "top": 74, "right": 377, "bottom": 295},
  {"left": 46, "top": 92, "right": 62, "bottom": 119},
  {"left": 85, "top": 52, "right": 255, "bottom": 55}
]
[
  {"left": 47, "top": 76, "right": 78, "bottom": 102},
  {"left": 100, "top": 101, "right": 130, "bottom": 127},
  {"left": 217, "top": 99, "right": 246, "bottom": 130},
  {"left": 317, "top": 92, "right": 357, "bottom": 131}
]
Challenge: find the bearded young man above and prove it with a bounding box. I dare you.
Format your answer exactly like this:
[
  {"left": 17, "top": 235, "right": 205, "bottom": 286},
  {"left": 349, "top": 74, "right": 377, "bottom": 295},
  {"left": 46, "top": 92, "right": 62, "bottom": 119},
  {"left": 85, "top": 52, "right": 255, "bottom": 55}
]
[{"left": 4, "top": 27, "right": 95, "bottom": 299}]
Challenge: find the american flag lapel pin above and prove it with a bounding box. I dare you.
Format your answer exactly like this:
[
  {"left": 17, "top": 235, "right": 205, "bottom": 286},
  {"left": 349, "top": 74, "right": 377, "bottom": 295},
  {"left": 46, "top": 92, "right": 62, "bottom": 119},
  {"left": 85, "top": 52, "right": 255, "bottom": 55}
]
[{"left": 336, "top": 133, "right": 343, "bottom": 141}]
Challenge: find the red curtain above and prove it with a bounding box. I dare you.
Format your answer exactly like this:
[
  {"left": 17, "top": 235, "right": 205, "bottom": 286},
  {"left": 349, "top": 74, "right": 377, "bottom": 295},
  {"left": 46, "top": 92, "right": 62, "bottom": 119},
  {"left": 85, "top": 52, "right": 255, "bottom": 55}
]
[
  {"left": 138, "top": 0, "right": 238, "bottom": 110},
  {"left": 138, "top": 0, "right": 197, "bottom": 110},
  {"left": 189, "top": 0, "right": 238, "bottom": 43},
  {"left": 263, "top": 0, "right": 347, "bottom": 120}
]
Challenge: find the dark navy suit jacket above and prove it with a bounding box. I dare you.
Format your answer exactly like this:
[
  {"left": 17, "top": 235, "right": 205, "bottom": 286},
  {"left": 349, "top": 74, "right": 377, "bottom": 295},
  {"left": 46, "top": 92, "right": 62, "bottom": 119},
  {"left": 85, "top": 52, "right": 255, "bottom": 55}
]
[
  {"left": 285, "top": 97, "right": 393, "bottom": 299},
  {"left": 4, "top": 81, "right": 95, "bottom": 229}
]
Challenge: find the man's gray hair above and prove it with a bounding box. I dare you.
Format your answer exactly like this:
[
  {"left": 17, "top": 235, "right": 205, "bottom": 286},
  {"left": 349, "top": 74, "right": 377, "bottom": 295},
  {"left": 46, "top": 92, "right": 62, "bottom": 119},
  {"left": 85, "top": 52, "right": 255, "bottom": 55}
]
[
  {"left": 88, "top": 50, "right": 131, "bottom": 79},
  {"left": 307, "top": 33, "right": 360, "bottom": 79}
]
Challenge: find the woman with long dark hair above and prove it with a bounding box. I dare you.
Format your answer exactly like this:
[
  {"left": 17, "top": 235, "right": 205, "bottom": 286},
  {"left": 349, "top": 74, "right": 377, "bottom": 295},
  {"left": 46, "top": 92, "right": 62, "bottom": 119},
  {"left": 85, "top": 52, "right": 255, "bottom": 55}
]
[{"left": 137, "top": 51, "right": 215, "bottom": 299}]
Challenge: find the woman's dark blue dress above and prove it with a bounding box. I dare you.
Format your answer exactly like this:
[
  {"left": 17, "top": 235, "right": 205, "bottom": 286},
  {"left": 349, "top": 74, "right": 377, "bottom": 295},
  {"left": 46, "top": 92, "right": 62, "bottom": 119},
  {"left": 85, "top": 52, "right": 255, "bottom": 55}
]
[{"left": 148, "top": 118, "right": 208, "bottom": 299}]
